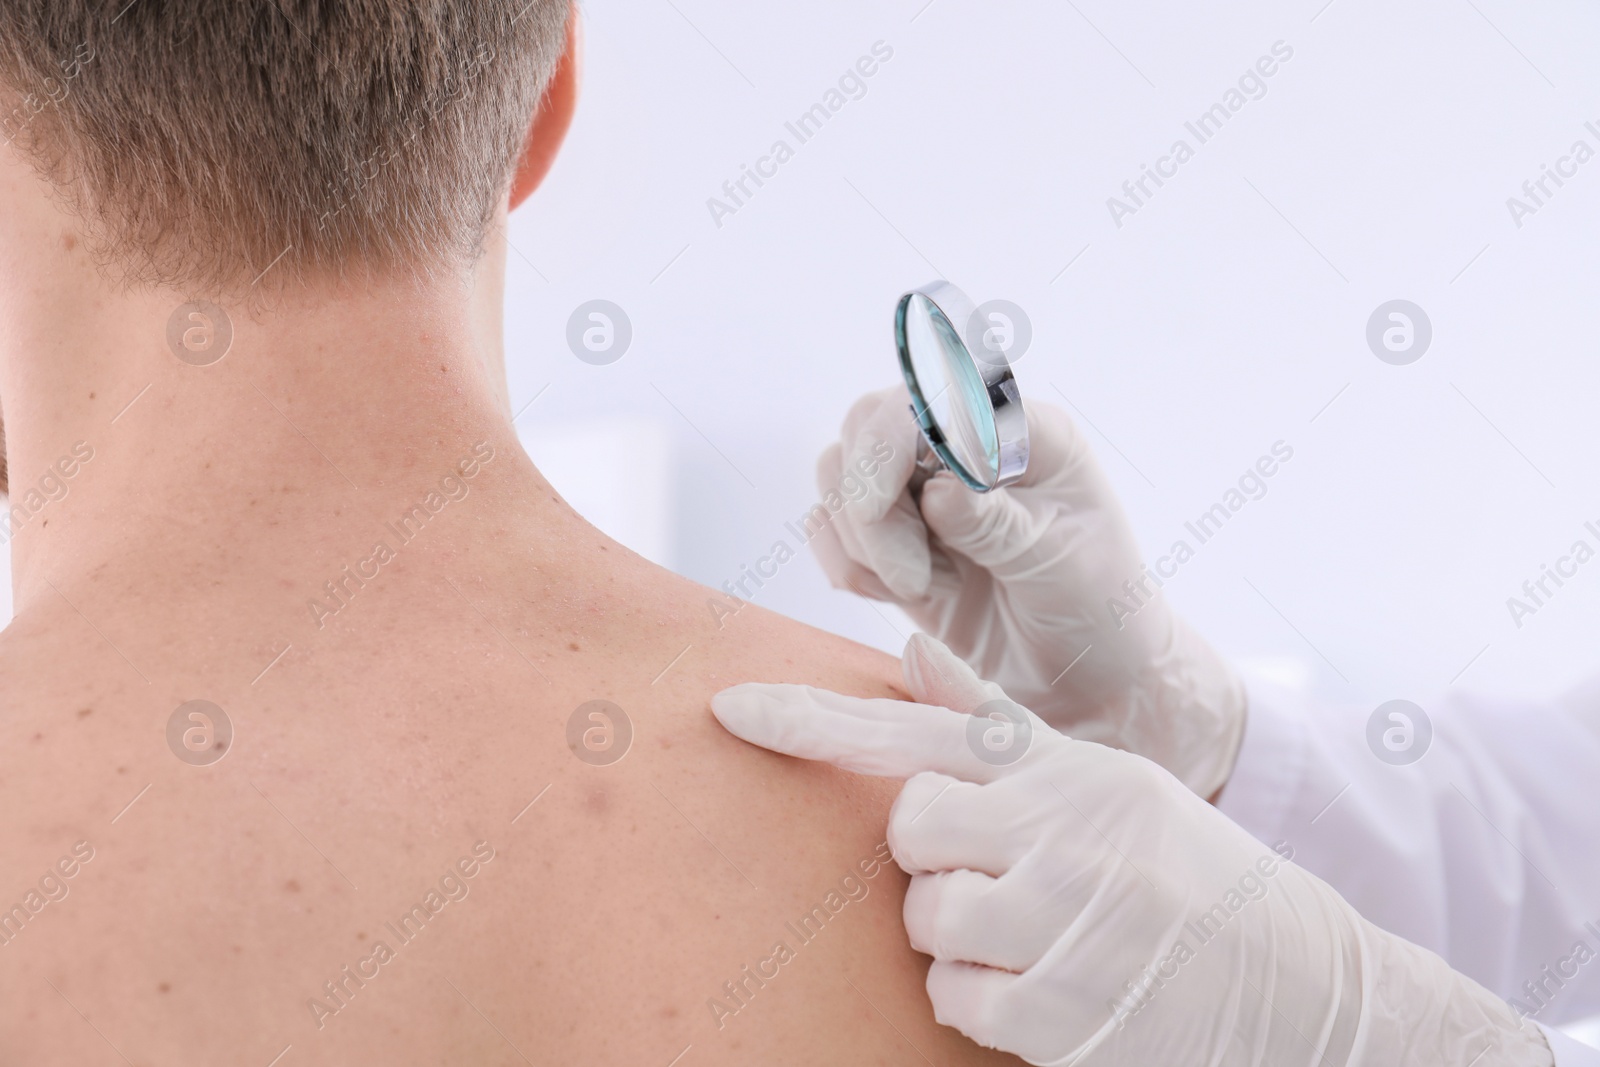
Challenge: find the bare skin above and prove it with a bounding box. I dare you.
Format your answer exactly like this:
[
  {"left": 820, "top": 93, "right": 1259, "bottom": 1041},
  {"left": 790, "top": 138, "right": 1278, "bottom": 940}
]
[{"left": 0, "top": 94, "right": 1022, "bottom": 1067}]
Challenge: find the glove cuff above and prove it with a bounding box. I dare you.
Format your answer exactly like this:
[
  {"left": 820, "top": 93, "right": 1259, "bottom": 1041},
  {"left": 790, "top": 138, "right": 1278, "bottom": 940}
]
[{"left": 1356, "top": 912, "right": 1556, "bottom": 1067}]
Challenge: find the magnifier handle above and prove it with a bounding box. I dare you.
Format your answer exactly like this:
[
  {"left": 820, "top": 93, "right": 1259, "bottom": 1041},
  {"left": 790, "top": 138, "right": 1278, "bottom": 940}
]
[{"left": 907, "top": 408, "right": 946, "bottom": 505}]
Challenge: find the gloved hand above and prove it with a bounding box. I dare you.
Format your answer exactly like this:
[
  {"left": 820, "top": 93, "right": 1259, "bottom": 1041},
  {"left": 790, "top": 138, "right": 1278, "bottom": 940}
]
[
  {"left": 815, "top": 385, "right": 1245, "bottom": 798},
  {"left": 712, "top": 635, "right": 1555, "bottom": 1067}
]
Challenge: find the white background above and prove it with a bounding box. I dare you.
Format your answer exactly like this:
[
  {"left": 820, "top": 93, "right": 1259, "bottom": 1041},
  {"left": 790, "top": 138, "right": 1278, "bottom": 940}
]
[
  {"left": 4, "top": 0, "right": 1599, "bottom": 1037},
  {"left": 495, "top": 0, "right": 1600, "bottom": 713}
]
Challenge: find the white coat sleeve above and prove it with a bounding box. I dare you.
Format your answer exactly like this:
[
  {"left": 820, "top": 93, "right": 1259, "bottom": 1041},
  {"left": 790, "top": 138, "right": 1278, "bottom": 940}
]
[{"left": 1216, "top": 675, "right": 1600, "bottom": 1030}]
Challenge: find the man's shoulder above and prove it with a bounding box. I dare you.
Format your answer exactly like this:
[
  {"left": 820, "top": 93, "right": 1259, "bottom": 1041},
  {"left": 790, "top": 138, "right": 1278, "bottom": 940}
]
[{"left": 646, "top": 563, "right": 907, "bottom": 700}]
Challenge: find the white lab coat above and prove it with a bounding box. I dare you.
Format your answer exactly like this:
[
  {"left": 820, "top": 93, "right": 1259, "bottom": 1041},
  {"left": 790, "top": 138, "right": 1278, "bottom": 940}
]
[{"left": 1218, "top": 676, "right": 1600, "bottom": 1064}]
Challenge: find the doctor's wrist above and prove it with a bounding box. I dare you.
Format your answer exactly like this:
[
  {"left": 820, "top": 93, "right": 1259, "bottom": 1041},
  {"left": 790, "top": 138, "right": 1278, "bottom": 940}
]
[{"left": 1359, "top": 914, "right": 1556, "bottom": 1067}]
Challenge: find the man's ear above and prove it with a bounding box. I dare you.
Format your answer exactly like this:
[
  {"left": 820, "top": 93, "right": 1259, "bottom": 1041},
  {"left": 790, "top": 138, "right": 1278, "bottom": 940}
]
[{"left": 509, "top": 2, "right": 582, "bottom": 212}]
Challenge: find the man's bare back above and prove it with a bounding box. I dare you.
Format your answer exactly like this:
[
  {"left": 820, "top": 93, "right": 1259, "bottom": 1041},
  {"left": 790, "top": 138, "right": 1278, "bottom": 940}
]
[{"left": 0, "top": 412, "right": 1021, "bottom": 1065}]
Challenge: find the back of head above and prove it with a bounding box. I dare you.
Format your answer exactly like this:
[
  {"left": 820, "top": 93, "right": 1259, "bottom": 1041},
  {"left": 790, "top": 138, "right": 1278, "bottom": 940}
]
[{"left": 0, "top": 0, "right": 570, "bottom": 292}]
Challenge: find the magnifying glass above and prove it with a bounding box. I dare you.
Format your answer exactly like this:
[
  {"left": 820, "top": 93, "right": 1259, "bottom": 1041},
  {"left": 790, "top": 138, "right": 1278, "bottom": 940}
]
[{"left": 895, "top": 280, "right": 1029, "bottom": 494}]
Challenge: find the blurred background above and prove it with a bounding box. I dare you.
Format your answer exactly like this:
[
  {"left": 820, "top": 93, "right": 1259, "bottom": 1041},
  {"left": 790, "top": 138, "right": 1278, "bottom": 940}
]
[
  {"left": 4, "top": 0, "right": 1598, "bottom": 1043},
  {"left": 518, "top": 0, "right": 1600, "bottom": 713}
]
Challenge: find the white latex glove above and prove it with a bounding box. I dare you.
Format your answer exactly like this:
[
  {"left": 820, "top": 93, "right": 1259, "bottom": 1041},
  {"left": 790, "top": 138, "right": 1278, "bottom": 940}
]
[
  {"left": 711, "top": 635, "right": 1555, "bottom": 1067},
  {"left": 815, "top": 385, "right": 1245, "bottom": 798}
]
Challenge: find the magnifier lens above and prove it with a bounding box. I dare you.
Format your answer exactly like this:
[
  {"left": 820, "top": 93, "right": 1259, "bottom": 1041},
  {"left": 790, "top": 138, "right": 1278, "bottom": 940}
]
[{"left": 902, "top": 293, "right": 1003, "bottom": 489}]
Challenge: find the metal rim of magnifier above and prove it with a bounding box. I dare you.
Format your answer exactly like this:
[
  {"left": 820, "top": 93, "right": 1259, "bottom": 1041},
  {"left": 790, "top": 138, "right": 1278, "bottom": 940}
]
[{"left": 894, "top": 280, "right": 1029, "bottom": 492}]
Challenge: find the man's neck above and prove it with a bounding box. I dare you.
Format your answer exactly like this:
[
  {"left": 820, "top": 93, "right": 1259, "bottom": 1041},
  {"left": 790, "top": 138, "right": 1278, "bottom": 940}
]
[{"left": 0, "top": 235, "right": 547, "bottom": 620}]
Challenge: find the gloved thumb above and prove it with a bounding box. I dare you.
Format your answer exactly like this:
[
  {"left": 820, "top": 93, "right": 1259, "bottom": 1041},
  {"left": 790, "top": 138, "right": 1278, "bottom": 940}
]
[
  {"left": 902, "top": 632, "right": 1009, "bottom": 714},
  {"left": 903, "top": 634, "right": 1053, "bottom": 743},
  {"left": 919, "top": 473, "right": 1048, "bottom": 575}
]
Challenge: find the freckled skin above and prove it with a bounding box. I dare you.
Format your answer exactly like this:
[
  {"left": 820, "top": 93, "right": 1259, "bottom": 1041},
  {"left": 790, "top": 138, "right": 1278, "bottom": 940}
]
[
  {"left": 0, "top": 170, "right": 1012, "bottom": 1064},
  {"left": 0, "top": 511, "right": 1021, "bottom": 1066}
]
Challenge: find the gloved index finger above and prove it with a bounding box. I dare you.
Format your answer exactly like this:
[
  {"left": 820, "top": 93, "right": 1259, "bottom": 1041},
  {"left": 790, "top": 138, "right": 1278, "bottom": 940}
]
[
  {"left": 711, "top": 682, "right": 1038, "bottom": 785},
  {"left": 840, "top": 385, "right": 923, "bottom": 523}
]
